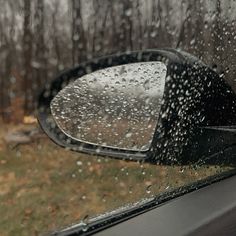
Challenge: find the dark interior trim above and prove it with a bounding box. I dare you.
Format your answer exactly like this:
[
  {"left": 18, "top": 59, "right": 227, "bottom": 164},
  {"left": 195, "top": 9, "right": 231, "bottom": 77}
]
[{"left": 95, "top": 172, "right": 236, "bottom": 236}]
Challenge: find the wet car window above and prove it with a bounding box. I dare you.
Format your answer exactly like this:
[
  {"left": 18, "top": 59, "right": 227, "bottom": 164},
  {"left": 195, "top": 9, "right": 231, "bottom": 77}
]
[{"left": 0, "top": 0, "right": 235, "bottom": 235}]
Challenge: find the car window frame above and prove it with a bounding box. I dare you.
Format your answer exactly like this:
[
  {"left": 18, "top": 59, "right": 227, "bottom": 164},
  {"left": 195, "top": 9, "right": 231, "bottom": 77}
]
[{"left": 52, "top": 152, "right": 236, "bottom": 236}]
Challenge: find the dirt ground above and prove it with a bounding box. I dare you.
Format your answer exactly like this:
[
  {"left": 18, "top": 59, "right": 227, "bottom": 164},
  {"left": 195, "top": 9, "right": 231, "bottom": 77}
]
[{"left": 0, "top": 122, "right": 232, "bottom": 236}]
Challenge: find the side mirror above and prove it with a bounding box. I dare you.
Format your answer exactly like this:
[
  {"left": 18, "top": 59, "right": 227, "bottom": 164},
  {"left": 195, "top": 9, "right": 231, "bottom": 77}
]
[{"left": 37, "top": 49, "right": 236, "bottom": 164}]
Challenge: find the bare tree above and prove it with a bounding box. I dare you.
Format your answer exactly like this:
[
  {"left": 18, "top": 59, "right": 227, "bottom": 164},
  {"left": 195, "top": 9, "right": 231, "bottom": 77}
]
[
  {"left": 34, "top": 0, "right": 47, "bottom": 89},
  {"left": 71, "top": 0, "right": 86, "bottom": 65},
  {"left": 0, "top": 0, "right": 19, "bottom": 121},
  {"left": 51, "top": 0, "right": 61, "bottom": 72},
  {"left": 136, "top": 0, "right": 143, "bottom": 49},
  {"left": 213, "top": 0, "right": 222, "bottom": 64},
  {"left": 23, "top": 0, "right": 33, "bottom": 114},
  {"left": 119, "top": 0, "right": 133, "bottom": 51},
  {"left": 148, "top": 0, "right": 163, "bottom": 48}
]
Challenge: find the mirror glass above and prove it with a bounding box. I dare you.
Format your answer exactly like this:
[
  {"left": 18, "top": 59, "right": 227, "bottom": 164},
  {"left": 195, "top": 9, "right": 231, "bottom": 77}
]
[{"left": 51, "top": 62, "right": 167, "bottom": 151}]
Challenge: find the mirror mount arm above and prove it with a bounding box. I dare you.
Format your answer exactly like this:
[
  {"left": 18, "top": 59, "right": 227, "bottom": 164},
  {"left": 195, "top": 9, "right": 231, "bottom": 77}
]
[{"left": 181, "top": 126, "right": 236, "bottom": 165}]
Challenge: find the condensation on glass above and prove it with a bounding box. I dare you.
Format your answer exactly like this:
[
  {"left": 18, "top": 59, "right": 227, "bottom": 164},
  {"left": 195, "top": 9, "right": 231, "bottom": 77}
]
[{"left": 51, "top": 62, "right": 167, "bottom": 151}]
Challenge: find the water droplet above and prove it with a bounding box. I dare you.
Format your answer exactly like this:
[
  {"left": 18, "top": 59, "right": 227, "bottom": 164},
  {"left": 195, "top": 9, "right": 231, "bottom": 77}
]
[
  {"left": 146, "top": 185, "right": 152, "bottom": 194},
  {"left": 125, "top": 9, "right": 132, "bottom": 17},
  {"left": 76, "top": 161, "right": 83, "bottom": 166}
]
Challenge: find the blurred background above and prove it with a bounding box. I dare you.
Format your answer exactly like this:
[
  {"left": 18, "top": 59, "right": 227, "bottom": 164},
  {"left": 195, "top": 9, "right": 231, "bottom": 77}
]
[
  {"left": 0, "top": 1, "right": 236, "bottom": 235},
  {"left": 0, "top": 0, "right": 236, "bottom": 123}
]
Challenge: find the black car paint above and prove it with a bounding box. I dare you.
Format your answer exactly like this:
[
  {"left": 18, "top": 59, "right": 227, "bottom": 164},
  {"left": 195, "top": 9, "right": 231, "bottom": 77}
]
[{"left": 37, "top": 49, "right": 236, "bottom": 164}]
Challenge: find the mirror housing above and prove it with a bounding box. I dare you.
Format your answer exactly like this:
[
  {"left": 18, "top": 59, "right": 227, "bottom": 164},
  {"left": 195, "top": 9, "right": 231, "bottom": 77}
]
[{"left": 37, "top": 49, "right": 236, "bottom": 164}]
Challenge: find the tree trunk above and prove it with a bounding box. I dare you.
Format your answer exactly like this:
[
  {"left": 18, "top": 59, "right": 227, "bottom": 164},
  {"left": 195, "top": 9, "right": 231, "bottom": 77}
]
[
  {"left": 34, "top": 0, "right": 47, "bottom": 90},
  {"left": 71, "top": 0, "right": 86, "bottom": 65},
  {"left": 23, "top": 0, "right": 33, "bottom": 114}
]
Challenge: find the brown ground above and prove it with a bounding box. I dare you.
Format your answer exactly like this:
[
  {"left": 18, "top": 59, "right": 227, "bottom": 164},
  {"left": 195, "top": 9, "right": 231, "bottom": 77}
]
[{"left": 0, "top": 122, "right": 232, "bottom": 236}]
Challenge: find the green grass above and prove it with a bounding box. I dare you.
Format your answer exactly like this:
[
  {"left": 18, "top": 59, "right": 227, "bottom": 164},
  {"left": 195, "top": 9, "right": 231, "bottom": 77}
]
[{"left": 0, "top": 123, "right": 232, "bottom": 235}]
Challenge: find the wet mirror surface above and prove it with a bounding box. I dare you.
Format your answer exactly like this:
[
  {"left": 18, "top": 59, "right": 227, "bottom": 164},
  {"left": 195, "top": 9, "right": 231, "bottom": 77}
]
[{"left": 51, "top": 62, "right": 166, "bottom": 151}]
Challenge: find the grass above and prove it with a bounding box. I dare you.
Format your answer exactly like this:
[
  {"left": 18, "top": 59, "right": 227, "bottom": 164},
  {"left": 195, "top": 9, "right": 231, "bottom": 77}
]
[{"left": 0, "top": 122, "right": 233, "bottom": 235}]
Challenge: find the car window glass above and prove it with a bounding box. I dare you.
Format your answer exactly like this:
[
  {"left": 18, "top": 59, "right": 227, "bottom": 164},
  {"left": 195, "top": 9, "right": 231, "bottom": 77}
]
[{"left": 0, "top": 0, "right": 235, "bottom": 235}]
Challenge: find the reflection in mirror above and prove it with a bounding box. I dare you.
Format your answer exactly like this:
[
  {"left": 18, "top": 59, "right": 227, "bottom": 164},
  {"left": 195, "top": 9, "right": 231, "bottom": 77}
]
[{"left": 51, "top": 62, "right": 167, "bottom": 151}]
